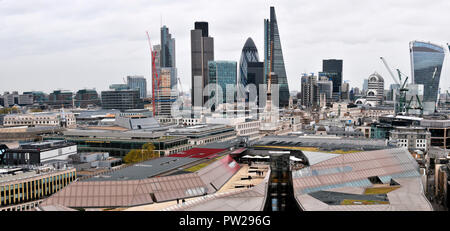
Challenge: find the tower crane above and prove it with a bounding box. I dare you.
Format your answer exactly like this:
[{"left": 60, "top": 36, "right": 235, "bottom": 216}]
[
  {"left": 380, "top": 57, "right": 410, "bottom": 115},
  {"left": 146, "top": 31, "right": 160, "bottom": 117}
]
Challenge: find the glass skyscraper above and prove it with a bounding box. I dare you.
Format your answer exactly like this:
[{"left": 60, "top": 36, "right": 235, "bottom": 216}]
[
  {"left": 264, "top": 6, "right": 290, "bottom": 107},
  {"left": 160, "top": 26, "right": 176, "bottom": 68},
  {"left": 322, "top": 59, "right": 343, "bottom": 102},
  {"left": 191, "top": 22, "right": 214, "bottom": 110},
  {"left": 239, "top": 37, "right": 260, "bottom": 88},
  {"left": 410, "top": 41, "right": 445, "bottom": 112},
  {"left": 127, "top": 76, "right": 147, "bottom": 99},
  {"left": 208, "top": 61, "right": 237, "bottom": 105}
]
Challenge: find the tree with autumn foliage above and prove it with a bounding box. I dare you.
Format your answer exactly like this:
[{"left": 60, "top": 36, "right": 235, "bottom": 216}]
[{"left": 123, "top": 143, "right": 159, "bottom": 164}]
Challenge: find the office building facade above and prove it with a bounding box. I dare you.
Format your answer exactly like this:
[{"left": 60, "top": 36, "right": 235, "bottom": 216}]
[
  {"left": 317, "top": 76, "right": 333, "bottom": 107},
  {"left": 0, "top": 167, "right": 76, "bottom": 211},
  {"left": 208, "top": 61, "right": 237, "bottom": 106},
  {"left": 300, "top": 74, "right": 318, "bottom": 108},
  {"left": 74, "top": 89, "right": 100, "bottom": 108},
  {"left": 322, "top": 59, "right": 343, "bottom": 102},
  {"left": 366, "top": 72, "right": 385, "bottom": 105},
  {"left": 264, "top": 6, "right": 290, "bottom": 107},
  {"left": 101, "top": 90, "right": 143, "bottom": 111},
  {"left": 127, "top": 76, "right": 147, "bottom": 99},
  {"left": 48, "top": 90, "right": 73, "bottom": 109},
  {"left": 155, "top": 67, "right": 178, "bottom": 117},
  {"left": 191, "top": 22, "right": 214, "bottom": 111},
  {"left": 160, "top": 26, "right": 176, "bottom": 68},
  {"left": 247, "top": 62, "right": 265, "bottom": 107}
]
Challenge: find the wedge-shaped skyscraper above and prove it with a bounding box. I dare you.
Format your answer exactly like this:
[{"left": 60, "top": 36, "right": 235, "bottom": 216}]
[
  {"left": 264, "top": 6, "right": 290, "bottom": 107},
  {"left": 410, "top": 41, "right": 445, "bottom": 113}
]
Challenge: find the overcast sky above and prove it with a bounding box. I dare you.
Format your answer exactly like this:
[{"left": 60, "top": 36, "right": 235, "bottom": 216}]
[{"left": 1, "top": 0, "right": 449, "bottom": 95}]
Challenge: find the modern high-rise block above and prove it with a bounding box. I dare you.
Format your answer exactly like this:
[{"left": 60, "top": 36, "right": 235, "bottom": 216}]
[
  {"left": 317, "top": 76, "right": 333, "bottom": 106},
  {"left": 247, "top": 62, "right": 265, "bottom": 107},
  {"left": 366, "top": 72, "right": 384, "bottom": 105},
  {"left": 208, "top": 61, "right": 237, "bottom": 106},
  {"left": 160, "top": 26, "right": 176, "bottom": 68},
  {"left": 264, "top": 6, "right": 290, "bottom": 107},
  {"left": 410, "top": 41, "right": 445, "bottom": 113},
  {"left": 301, "top": 74, "right": 318, "bottom": 108},
  {"left": 191, "top": 22, "right": 214, "bottom": 110},
  {"left": 322, "top": 59, "right": 343, "bottom": 102},
  {"left": 155, "top": 67, "right": 177, "bottom": 117},
  {"left": 127, "top": 76, "right": 147, "bottom": 99}
]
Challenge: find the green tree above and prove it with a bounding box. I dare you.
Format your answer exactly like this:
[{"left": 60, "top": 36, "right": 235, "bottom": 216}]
[
  {"left": 29, "top": 108, "right": 43, "bottom": 113},
  {"left": 123, "top": 143, "right": 159, "bottom": 164}
]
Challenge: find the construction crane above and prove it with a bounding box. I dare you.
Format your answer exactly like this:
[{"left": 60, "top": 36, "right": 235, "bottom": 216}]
[
  {"left": 380, "top": 57, "right": 400, "bottom": 85},
  {"left": 380, "top": 57, "right": 411, "bottom": 115},
  {"left": 396, "top": 69, "right": 410, "bottom": 115},
  {"left": 406, "top": 95, "right": 423, "bottom": 116},
  {"left": 146, "top": 31, "right": 160, "bottom": 117}
]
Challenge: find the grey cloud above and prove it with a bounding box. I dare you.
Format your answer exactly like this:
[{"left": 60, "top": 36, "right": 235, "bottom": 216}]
[{"left": 0, "top": 0, "right": 449, "bottom": 94}]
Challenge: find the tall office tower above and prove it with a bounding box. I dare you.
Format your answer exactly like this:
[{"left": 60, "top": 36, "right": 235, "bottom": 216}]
[
  {"left": 247, "top": 62, "right": 265, "bottom": 107},
  {"left": 264, "top": 6, "right": 290, "bottom": 107},
  {"left": 317, "top": 76, "right": 333, "bottom": 106},
  {"left": 155, "top": 67, "right": 177, "bottom": 117},
  {"left": 239, "top": 38, "right": 260, "bottom": 91},
  {"left": 300, "top": 74, "right": 318, "bottom": 108},
  {"left": 160, "top": 26, "right": 176, "bottom": 68},
  {"left": 191, "top": 22, "right": 214, "bottom": 112},
  {"left": 153, "top": 45, "right": 161, "bottom": 76},
  {"left": 208, "top": 61, "right": 237, "bottom": 106},
  {"left": 127, "top": 75, "right": 147, "bottom": 99},
  {"left": 410, "top": 41, "right": 445, "bottom": 113},
  {"left": 366, "top": 72, "right": 384, "bottom": 105},
  {"left": 322, "top": 59, "right": 343, "bottom": 102}
]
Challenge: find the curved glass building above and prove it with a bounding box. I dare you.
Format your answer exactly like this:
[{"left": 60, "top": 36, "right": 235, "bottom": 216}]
[
  {"left": 410, "top": 41, "right": 445, "bottom": 112},
  {"left": 239, "top": 37, "right": 260, "bottom": 88}
]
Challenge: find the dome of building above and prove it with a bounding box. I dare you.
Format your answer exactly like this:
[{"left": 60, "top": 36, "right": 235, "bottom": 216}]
[{"left": 368, "top": 72, "right": 384, "bottom": 83}]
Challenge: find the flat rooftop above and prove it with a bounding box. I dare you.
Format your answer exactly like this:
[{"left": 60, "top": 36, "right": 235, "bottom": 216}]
[{"left": 83, "top": 157, "right": 200, "bottom": 181}]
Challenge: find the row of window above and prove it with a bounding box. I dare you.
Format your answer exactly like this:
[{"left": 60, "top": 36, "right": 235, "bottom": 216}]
[
  {"left": 0, "top": 171, "right": 76, "bottom": 207},
  {"left": 237, "top": 122, "right": 260, "bottom": 129}
]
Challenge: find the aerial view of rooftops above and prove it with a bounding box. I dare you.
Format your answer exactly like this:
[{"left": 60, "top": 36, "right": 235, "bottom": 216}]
[{"left": 1, "top": 0, "right": 449, "bottom": 215}]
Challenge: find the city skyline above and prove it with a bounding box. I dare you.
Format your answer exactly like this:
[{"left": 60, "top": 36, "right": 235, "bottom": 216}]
[{"left": 1, "top": 0, "right": 450, "bottom": 94}]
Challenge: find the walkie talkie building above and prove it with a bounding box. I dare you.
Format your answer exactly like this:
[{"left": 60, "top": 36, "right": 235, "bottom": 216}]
[{"left": 410, "top": 41, "right": 445, "bottom": 113}]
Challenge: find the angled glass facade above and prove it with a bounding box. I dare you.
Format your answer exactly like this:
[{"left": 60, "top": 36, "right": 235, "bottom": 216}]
[
  {"left": 160, "top": 26, "right": 176, "bottom": 68},
  {"left": 410, "top": 41, "right": 445, "bottom": 110},
  {"left": 264, "top": 6, "right": 290, "bottom": 107},
  {"left": 208, "top": 61, "right": 237, "bottom": 105}
]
